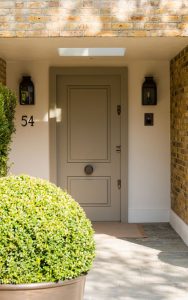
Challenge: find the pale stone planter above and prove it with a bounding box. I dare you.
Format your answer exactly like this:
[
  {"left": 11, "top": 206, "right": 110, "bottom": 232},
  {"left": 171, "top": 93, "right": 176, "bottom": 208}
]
[{"left": 0, "top": 276, "right": 86, "bottom": 300}]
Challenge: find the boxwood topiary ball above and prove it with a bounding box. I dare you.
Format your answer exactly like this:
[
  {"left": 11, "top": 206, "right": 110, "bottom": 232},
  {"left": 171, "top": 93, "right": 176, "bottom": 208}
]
[{"left": 0, "top": 175, "right": 95, "bottom": 284}]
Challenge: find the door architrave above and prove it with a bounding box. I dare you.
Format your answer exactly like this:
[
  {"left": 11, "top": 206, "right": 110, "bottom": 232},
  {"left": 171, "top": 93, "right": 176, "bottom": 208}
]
[{"left": 49, "top": 67, "right": 128, "bottom": 222}]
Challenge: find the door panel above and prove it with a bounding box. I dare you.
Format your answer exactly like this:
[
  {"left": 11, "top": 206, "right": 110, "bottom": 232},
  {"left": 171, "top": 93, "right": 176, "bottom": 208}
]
[
  {"left": 68, "top": 177, "right": 110, "bottom": 206},
  {"left": 67, "top": 86, "right": 110, "bottom": 161},
  {"left": 57, "top": 74, "right": 121, "bottom": 221}
]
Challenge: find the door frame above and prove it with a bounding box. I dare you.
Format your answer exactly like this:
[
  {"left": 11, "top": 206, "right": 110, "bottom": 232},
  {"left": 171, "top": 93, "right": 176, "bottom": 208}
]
[{"left": 49, "top": 67, "right": 128, "bottom": 222}]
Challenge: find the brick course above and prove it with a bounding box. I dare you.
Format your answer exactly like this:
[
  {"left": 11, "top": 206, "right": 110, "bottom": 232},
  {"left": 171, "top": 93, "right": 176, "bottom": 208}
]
[
  {"left": 0, "top": 0, "right": 187, "bottom": 37},
  {"left": 171, "top": 45, "right": 188, "bottom": 224},
  {"left": 0, "top": 59, "right": 6, "bottom": 85}
]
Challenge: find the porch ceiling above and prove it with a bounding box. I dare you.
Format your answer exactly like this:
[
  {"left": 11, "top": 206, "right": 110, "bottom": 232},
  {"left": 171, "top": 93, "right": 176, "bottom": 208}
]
[{"left": 0, "top": 37, "right": 187, "bottom": 64}]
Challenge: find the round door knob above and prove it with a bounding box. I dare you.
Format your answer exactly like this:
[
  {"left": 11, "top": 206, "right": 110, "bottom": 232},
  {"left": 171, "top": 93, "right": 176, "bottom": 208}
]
[{"left": 84, "top": 165, "right": 94, "bottom": 175}]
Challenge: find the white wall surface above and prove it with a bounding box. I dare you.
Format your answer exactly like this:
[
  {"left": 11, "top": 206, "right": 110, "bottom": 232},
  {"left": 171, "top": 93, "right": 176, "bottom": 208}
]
[
  {"left": 7, "top": 61, "right": 49, "bottom": 179},
  {"left": 170, "top": 210, "right": 188, "bottom": 246},
  {"left": 7, "top": 60, "right": 170, "bottom": 222},
  {"left": 127, "top": 61, "right": 170, "bottom": 222}
]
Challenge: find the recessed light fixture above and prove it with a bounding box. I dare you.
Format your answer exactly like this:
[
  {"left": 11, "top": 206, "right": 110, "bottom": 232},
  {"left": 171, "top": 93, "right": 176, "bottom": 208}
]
[{"left": 58, "top": 48, "right": 126, "bottom": 57}]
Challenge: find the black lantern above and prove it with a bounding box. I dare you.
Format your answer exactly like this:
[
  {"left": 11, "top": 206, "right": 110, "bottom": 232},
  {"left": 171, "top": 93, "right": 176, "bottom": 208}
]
[
  {"left": 142, "top": 76, "right": 157, "bottom": 105},
  {"left": 19, "top": 76, "right": 35, "bottom": 105}
]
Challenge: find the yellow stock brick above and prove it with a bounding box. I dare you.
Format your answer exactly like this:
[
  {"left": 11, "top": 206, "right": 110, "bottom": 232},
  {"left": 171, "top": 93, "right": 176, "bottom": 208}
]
[
  {"left": 28, "top": 16, "right": 49, "bottom": 22},
  {"left": 0, "top": 1, "right": 186, "bottom": 37},
  {"left": 111, "top": 23, "right": 133, "bottom": 30},
  {"left": 28, "top": 1, "right": 47, "bottom": 8}
]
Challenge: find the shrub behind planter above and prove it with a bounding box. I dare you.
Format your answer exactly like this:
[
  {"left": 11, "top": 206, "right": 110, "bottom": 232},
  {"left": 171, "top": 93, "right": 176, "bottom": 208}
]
[
  {"left": 0, "top": 175, "right": 95, "bottom": 284},
  {"left": 0, "top": 83, "right": 17, "bottom": 177}
]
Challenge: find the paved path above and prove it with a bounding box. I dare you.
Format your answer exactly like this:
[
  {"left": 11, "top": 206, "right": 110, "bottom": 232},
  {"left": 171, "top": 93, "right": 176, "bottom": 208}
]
[{"left": 84, "top": 224, "right": 188, "bottom": 300}]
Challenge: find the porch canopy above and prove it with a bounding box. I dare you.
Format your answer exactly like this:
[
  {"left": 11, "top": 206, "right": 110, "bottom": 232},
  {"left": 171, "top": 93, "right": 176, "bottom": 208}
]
[{"left": 0, "top": 37, "right": 187, "bottom": 63}]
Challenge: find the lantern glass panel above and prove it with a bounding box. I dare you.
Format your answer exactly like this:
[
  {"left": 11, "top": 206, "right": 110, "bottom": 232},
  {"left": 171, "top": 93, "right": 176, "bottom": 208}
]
[
  {"left": 142, "top": 77, "right": 157, "bottom": 105},
  {"left": 19, "top": 76, "right": 34, "bottom": 105}
]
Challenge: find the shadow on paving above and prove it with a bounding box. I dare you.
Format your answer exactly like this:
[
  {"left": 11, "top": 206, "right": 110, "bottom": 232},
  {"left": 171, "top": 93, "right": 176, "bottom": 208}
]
[{"left": 84, "top": 223, "right": 188, "bottom": 300}]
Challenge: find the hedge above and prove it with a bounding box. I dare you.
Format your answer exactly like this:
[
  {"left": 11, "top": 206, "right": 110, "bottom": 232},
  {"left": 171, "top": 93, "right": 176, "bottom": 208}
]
[
  {"left": 0, "top": 83, "right": 17, "bottom": 177},
  {"left": 0, "top": 175, "right": 95, "bottom": 284}
]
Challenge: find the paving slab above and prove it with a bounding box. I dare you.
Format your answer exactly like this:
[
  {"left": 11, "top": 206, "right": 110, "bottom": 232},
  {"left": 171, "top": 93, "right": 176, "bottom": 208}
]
[{"left": 84, "top": 223, "right": 188, "bottom": 300}]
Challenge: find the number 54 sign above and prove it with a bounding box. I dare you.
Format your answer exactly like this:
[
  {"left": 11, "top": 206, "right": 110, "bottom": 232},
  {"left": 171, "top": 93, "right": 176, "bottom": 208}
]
[{"left": 21, "top": 115, "right": 35, "bottom": 127}]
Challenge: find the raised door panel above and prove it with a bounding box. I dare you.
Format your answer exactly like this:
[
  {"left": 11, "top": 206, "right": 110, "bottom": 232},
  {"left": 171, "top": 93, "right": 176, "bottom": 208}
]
[
  {"left": 67, "top": 177, "right": 110, "bottom": 206},
  {"left": 68, "top": 86, "right": 110, "bottom": 162}
]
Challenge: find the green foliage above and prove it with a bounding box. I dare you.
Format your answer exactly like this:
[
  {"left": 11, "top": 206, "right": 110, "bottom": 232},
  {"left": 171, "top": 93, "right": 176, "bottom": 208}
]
[
  {"left": 0, "top": 83, "right": 17, "bottom": 177},
  {"left": 0, "top": 175, "right": 95, "bottom": 284}
]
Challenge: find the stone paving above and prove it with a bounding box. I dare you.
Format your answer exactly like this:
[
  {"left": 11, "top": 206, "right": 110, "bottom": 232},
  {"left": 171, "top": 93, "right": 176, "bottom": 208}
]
[{"left": 84, "top": 223, "right": 188, "bottom": 300}]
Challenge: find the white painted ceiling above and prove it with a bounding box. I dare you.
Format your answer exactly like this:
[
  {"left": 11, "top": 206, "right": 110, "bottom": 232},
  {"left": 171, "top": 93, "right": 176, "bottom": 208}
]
[{"left": 0, "top": 37, "right": 187, "bottom": 65}]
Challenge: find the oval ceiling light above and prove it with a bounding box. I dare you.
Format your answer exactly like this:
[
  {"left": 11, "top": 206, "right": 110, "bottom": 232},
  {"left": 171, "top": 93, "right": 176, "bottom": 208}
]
[{"left": 58, "top": 48, "right": 126, "bottom": 57}]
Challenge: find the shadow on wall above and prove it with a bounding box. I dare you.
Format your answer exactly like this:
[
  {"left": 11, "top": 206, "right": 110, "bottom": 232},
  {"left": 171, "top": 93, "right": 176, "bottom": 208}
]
[{"left": 12, "top": 0, "right": 188, "bottom": 36}]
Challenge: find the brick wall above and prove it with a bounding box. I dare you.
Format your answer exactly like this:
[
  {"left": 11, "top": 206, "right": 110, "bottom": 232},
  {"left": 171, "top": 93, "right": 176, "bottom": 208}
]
[
  {"left": 0, "top": 0, "right": 187, "bottom": 37},
  {"left": 171, "top": 45, "right": 188, "bottom": 224},
  {"left": 0, "top": 58, "right": 6, "bottom": 85}
]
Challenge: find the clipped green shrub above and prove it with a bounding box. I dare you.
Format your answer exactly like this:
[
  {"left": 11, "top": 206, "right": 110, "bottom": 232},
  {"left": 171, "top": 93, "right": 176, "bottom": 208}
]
[
  {"left": 0, "top": 83, "right": 17, "bottom": 177},
  {"left": 0, "top": 175, "right": 95, "bottom": 284}
]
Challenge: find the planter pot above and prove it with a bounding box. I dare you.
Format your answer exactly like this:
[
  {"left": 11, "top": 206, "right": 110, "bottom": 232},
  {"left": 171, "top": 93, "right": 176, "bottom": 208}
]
[{"left": 0, "top": 275, "right": 86, "bottom": 300}]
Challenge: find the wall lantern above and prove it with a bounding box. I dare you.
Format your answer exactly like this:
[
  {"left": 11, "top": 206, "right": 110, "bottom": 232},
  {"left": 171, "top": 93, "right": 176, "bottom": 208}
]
[
  {"left": 142, "top": 76, "right": 157, "bottom": 105},
  {"left": 19, "top": 76, "right": 34, "bottom": 105}
]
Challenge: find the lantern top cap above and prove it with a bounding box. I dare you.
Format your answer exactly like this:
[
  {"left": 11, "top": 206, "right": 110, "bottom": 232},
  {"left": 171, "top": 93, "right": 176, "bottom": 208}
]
[{"left": 22, "top": 76, "right": 31, "bottom": 79}]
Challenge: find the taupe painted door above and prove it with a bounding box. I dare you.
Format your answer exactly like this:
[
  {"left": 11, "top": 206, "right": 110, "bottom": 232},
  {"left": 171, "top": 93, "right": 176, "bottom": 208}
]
[{"left": 56, "top": 74, "right": 121, "bottom": 221}]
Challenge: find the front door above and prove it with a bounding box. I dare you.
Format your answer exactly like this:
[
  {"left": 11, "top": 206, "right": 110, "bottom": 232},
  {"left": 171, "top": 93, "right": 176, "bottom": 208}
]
[{"left": 56, "top": 73, "right": 121, "bottom": 221}]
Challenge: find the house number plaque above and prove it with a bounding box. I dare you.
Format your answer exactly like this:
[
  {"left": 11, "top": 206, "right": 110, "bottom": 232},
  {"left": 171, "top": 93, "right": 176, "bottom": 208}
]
[{"left": 21, "top": 115, "right": 35, "bottom": 127}]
